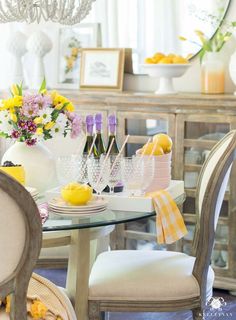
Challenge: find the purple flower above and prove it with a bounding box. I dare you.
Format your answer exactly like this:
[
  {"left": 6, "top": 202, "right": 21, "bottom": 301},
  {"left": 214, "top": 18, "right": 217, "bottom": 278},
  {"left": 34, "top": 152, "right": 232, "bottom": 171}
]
[
  {"left": 70, "top": 114, "right": 82, "bottom": 139},
  {"left": 26, "top": 138, "right": 37, "bottom": 146},
  {"left": 22, "top": 94, "right": 52, "bottom": 117},
  {"left": 18, "top": 120, "right": 27, "bottom": 130},
  {"left": 11, "top": 130, "right": 21, "bottom": 139},
  {"left": 27, "top": 120, "right": 37, "bottom": 133}
]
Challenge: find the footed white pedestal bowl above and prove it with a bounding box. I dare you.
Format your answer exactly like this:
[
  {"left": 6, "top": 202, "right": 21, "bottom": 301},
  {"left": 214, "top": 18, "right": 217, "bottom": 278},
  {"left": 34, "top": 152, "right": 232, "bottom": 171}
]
[{"left": 141, "top": 64, "right": 191, "bottom": 95}]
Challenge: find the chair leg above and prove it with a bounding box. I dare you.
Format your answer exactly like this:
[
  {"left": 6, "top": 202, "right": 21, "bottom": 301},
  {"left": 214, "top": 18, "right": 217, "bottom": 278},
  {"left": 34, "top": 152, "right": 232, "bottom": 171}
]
[
  {"left": 89, "top": 301, "right": 103, "bottom": 320},
  {"left": 192, "top": 307, "right": 203, "bottom": 320}
]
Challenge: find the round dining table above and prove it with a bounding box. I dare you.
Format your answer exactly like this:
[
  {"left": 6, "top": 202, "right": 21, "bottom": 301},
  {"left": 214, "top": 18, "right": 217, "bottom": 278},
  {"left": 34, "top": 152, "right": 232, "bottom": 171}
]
[{"left": 42, "top": 193, "right": 185, "bottom": 320}]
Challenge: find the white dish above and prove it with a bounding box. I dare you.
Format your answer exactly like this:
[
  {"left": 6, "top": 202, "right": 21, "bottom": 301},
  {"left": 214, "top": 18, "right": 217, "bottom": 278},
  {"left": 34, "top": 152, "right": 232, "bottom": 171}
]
[
  {"left": 51, "top": 207, "right": 106, "bottom": 217},
  {"left": 48, "top": 197, "right": 108, "bottom": 211},
  {"left": 141, "top": 64, "right": 191, "bottom": 95}
]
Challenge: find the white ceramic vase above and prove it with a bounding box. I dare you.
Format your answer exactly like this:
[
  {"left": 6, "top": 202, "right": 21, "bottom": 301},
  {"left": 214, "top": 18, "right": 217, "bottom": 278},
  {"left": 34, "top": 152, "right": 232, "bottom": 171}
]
[{"left": 1, "top": 142, "right": 58, "bottom": 192}]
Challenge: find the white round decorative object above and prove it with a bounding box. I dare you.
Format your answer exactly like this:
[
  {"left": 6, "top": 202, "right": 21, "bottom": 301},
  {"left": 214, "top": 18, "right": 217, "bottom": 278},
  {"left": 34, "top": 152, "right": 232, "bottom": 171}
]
[
  {"left": 141, "top": 64, "right": 191, "bottom": 95},
  {"left": 27, "top": 30, "right": 53, "bottom": 89},
  {"left": 6, "top": 31, "right": 27, "bottom": 87},
  {"left": 2, "top": 142, "right": 58, "bottom": 192}
]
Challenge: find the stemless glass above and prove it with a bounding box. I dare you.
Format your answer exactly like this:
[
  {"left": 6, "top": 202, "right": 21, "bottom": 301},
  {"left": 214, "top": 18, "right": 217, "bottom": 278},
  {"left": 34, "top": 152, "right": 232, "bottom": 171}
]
[
  {"left": 56, "top": 155, "right": 80, "bottom": 185},
  {"left": 87, "top": 157, "right": 110, "bottom": 195},
  {"left": 140, "top": 156, "right": 155, "bottom": 193},
  {"left": 108, "top": 155, "right": 121, "bottom": 194},
  {"left": 121, "top": 156, "right": 144, "bottom": 196}
]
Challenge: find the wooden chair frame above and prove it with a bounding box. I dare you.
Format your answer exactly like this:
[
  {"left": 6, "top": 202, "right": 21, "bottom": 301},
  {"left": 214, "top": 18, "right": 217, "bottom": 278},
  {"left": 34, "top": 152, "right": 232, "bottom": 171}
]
[
  {"left": 0, "top": 172, "right": 42, "bottom": 320},
  {"left": 88, "top": 130, "right": 236, "bottom": 320}
]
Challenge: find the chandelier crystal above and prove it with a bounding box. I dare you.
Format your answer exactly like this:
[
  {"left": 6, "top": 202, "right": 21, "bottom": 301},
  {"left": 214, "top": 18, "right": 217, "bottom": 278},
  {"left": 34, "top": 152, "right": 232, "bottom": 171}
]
[{"left": 0, "top": 0, "right": 96, "bottom": 25}]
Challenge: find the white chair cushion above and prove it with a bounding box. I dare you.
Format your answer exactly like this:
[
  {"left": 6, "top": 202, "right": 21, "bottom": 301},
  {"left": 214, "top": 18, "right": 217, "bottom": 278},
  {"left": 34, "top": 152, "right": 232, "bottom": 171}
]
[{"left": 89, "top": 250, "right": 214, "bottom": 301}]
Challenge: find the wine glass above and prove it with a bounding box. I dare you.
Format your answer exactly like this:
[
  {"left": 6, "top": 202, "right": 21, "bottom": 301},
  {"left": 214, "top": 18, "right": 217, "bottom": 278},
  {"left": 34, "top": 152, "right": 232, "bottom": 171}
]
[
  {"left": 87, "top": 157, "right": 110, "bottom": 195},
  {"left": 77, "top": 155, "right": 89, "bottom": 185},
  {"left": 56, "top": 155, "right": 80, "bottom": 186},
  {"left": 121, "top": 156, "right": 144, "bottom": 196},
  {"left": 108, "top": 155, "right": 121, "bottom": 194}
]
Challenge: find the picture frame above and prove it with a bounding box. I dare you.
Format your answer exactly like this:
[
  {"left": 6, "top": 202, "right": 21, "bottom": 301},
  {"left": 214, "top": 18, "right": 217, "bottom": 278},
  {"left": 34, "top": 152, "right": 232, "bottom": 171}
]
[
  {"left": 79, "top": 48, "right": 125, "bottom": 91},
  {"left": 56, "top": 23, "right": 101, "bottom": 89}
]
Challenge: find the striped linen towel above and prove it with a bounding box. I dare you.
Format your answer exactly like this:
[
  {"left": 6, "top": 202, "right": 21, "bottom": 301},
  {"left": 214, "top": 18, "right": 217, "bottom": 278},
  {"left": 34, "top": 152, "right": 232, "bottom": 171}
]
[{"left": 146, "top": 190, "right": 187, "bottom": 244}]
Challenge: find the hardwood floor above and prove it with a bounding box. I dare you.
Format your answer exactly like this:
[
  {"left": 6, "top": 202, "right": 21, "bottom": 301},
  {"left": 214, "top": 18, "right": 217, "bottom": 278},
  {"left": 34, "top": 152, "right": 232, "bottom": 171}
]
[{"left": 35, "top": 268, "right": 236, "bottom": 319}]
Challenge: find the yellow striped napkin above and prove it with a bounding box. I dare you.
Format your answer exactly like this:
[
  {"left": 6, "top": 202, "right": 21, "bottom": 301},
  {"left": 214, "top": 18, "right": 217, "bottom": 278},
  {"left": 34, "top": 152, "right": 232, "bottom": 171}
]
[{"left": 146, "top": 190, "right": 187, "bottom": 244}]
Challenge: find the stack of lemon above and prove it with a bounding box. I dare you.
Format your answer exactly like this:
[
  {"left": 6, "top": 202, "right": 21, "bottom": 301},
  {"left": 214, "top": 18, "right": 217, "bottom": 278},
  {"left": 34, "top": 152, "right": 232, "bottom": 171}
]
[
  {"left": 140, "top": 133, "right": 172, "bottom": 156},
  {"left": 139, "top": 134, "right": 172, "bottom": 192},
  {"left": 145, "top": 52, "right": 189, "bottom": 64}
]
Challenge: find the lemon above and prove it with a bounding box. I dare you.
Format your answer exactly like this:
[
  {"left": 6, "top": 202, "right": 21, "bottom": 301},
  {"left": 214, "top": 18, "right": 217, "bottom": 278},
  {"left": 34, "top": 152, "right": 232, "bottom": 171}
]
[
  {"left": 172, "top": 56, "right": 188, "bottom": 64},
  {"left": 145, "top": 57, "right": 155, "bottom": 64},
  {"left": 61, "top": 183, "right": 93, "bottom": 205},
  {"left": 158, "top": 57, "right": 173, "bottom": 64},
  {"left": 153, "top": 52, "right": 165, "bottom": 63},
  {"left": 141, "top": 142, "right": 164, "bottom": 156},
  {"left": 153, "top": 134, "right": 173, "bottom": 153}
]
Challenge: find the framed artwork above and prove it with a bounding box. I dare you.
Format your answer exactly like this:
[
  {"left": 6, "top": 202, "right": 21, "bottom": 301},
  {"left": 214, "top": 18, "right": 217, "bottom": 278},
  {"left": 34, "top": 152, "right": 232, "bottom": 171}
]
[
  {"left": 80, "top": 48, "right": 125, "bottom": 91},
  {"left": 57, "top": 23, "right": 101, "bottom": 89}
]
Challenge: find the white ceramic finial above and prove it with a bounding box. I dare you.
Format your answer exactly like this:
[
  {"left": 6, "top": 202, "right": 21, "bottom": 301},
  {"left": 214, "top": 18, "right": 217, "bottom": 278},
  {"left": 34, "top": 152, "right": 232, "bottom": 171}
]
[
  {"left": 6, "top": 31, "right": 27, "bottom": 87},
  {"left": 27, "top": 30, "right": 53, "bottom": 89}
]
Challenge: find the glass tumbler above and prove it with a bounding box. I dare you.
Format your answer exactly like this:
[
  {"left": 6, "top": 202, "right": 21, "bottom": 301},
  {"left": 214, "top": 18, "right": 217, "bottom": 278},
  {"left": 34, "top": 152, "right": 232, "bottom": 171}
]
[
  {"left": 87, "top": 157, "right": 110, "bottom": 195},
  {"left": 121, "top": 156, "right": 144, "bottom": 196}
]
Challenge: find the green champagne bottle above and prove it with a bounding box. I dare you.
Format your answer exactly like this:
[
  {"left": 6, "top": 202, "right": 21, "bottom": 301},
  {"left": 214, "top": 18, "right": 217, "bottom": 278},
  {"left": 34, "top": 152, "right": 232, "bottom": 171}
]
[
  {"left": 94, "top": 113, "right": 105, "bottom": 156},
  {"left": 106, "top": 114, "right": 119, "bottom": 154},
  {"left": 83, "top": 115, "right": 98, "bottom": 157}
]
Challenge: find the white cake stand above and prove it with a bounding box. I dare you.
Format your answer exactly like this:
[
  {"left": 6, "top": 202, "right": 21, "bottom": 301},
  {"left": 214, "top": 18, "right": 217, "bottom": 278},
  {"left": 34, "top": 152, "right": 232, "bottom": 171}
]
[{"left": 141, "top": 64, "right": 191, "bottom": 95}]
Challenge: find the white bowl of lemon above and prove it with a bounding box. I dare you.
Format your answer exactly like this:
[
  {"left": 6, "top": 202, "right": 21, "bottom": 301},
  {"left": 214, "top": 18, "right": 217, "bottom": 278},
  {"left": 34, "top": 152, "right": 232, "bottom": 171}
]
[{"left": 141, "top": 52, "right": 191, "bottom": 95}]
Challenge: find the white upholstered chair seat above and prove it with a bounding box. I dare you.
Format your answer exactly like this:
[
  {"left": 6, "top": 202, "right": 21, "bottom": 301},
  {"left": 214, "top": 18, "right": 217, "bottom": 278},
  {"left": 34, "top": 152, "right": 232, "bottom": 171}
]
[{"left": 89, "top": 250, "right": 214, "bottom": 301}]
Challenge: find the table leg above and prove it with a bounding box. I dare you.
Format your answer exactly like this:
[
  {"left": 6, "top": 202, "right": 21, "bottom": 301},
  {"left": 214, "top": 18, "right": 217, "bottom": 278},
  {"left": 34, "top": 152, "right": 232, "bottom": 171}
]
[{"left": 66, "top": 228, "right": 90, "bottom": 320}]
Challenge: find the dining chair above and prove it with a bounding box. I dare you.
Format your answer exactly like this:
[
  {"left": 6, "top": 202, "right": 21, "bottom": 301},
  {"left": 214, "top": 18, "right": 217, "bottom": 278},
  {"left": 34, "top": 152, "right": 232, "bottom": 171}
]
[
  {"left": 88, "top": 130, "right": 236, "bottom": 320},
  {"left": 0, "top": 171, "right": 77, "bottom": 320}
]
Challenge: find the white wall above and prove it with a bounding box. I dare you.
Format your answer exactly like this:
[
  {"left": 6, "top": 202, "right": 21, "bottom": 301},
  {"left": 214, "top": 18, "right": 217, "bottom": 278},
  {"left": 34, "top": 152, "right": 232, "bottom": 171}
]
[
  {"left": 2, "top": 1, "right": 236, "bottom": 92},
  {"left": 124, "top": 1, "right": 236, "bottom": 94}
]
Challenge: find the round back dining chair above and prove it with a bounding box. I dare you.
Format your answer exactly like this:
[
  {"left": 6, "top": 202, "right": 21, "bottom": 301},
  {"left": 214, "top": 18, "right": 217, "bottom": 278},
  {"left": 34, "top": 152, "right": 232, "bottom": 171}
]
[
  {"left": 88, "top": 130, "right": 236, "bottom": 320},
  {"left": 0, "top": 171, "right": 42, "bottom": 320}
]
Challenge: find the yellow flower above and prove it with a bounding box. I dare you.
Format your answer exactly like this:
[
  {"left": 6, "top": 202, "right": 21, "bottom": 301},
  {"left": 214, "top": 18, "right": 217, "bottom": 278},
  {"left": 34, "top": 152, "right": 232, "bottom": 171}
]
[
  {"left": 11, "top": 84, "right": 20, "bottom": 96},
  {"left": 30, "top": 300, "right": 48, "bottom": 319},
  {"left": 45, "top": 121, "right": 55, "bottom": 130},
  {"left": 1, "top": 96, "right": 23, "bottom": 110},
  {"left": 10, "top": 113, "right": 17, "bottom": 122},
  {"left": 71, "top": 47, "right": 79, "bottom": 56},
  {"left": 36, "top": 128, "right": 43, "bottom": 135},
  {"left": 195, "top": 29, "right": 204, "bottom": 36},
  {"left": 66, "top": 103, "right": 75, "bottom": 112},
  {"left": 179, "top": 36, "right": 187, "bottom": 41},
  {"left": 34, "top": 117, "right": 43, "bottom": 124},
  {"left": 55, "top": 103, "right": 64, "bottom": 110},
  {"left": 40, "top": 88, "right": 47, "bottom": 95},
  {"left": 5, "top": 296, "right": 10, "bottom": 313}
]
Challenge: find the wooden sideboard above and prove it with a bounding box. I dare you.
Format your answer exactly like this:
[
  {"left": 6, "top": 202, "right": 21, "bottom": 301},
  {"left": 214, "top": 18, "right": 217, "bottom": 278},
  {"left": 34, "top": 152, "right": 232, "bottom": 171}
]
[{"left": 63, "top": 90, "right": 236, "bottom": 291}]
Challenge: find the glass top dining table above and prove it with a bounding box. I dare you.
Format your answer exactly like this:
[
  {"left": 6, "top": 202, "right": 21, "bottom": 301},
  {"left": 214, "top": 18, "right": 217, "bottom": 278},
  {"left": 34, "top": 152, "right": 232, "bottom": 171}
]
[
  {"left": 42, "top": 193, "right": 185, "bottom": 232},
  {"left": 40, "top": 187, "right": 185, "bottom": 320}
]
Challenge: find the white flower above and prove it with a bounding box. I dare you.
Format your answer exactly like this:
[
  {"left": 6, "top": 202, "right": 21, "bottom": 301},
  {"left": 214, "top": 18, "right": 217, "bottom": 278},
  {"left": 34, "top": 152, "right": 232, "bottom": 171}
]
[
  {"left": 39, "top": 109, "right": 52, "bottom": 124},
  {"left": 51, "top": 124, "right": 65, "bottom": 136},
  {"left": 0, "top": 111, "right": 12, "bottom": 134},
  {"left": 56, "top": 113, "right": 67, "bottom": 128}
]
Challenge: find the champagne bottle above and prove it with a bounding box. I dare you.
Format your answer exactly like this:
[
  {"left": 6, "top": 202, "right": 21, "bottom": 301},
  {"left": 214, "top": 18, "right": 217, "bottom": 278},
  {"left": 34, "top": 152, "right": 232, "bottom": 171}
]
[
  {"left": 105, "top": 114, "right": 123, "bottom": 193},
  {"left": 94, "top": 113, "right": 105, "bottom": 156},
  {"left": 83, "top": 115, "right": 98, "bottom": 156},
  {"left": 106, "top": 114, "right": 119, "bottom": 154}
]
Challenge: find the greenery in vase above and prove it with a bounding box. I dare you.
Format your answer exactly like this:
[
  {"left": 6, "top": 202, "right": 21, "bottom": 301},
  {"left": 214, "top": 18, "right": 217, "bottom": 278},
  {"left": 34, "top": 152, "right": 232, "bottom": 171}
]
[
  {"left": 0, "top": 80, "right": 82, "bottom": 146},
  {"left": 180, "top": 20, "right": 236, "bottom": 62}
]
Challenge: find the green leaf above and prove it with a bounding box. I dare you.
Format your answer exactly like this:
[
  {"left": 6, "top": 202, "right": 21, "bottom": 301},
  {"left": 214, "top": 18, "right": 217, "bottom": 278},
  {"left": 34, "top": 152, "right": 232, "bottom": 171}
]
[
  {"left": 39, "top": 78, "right": 47, "bottom": 93},
  {"left": 17, "top": 83, "right": 23, "bottom": 96}
]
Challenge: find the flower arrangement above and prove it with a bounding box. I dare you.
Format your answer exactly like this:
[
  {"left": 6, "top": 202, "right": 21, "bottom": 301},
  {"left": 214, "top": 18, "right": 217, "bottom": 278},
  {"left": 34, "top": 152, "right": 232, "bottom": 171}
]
[
  {"left": 0, "top": 80, "right": 82, "bottom": 146},
  {"left": 179, "top": 19, "right": 236, "bottom": 62}
]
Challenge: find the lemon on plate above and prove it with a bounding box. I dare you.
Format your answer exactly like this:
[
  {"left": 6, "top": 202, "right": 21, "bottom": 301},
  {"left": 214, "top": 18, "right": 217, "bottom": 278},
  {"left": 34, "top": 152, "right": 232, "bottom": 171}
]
[{"left": 61, "top": 182, "right": 93, "bottom": 206}]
